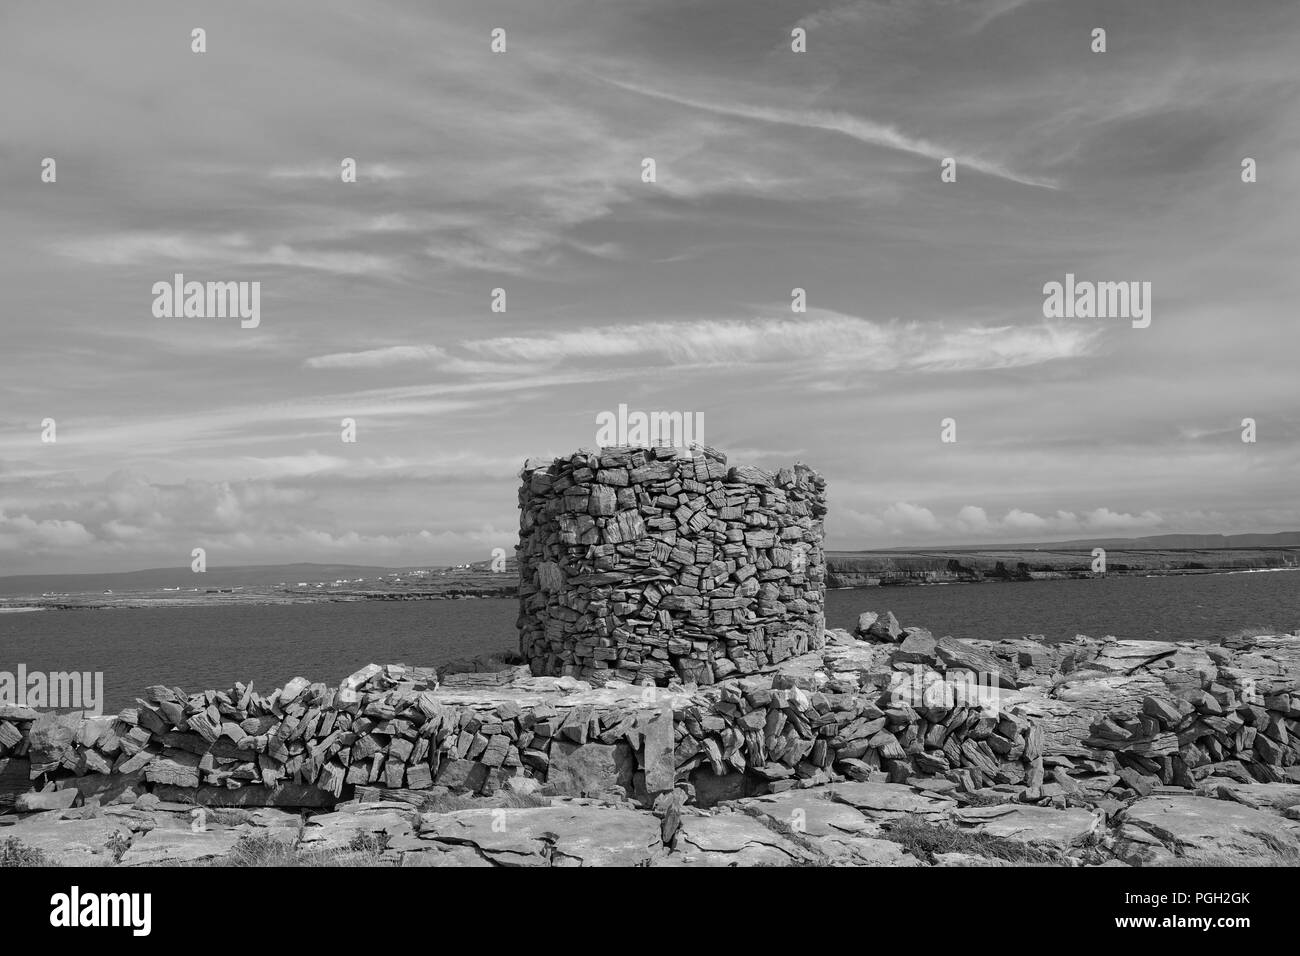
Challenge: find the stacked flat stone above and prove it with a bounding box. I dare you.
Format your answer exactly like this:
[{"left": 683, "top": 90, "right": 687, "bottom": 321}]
[
  {"left": 1, "top": 660, "right": 1035, "bottom": 810},
  {"left": 3, "top": 667, "right": 444, "bottom": 807},
  {"left": 671, "top": 669, "right": 1041, "bottom": 797},
  {"left": 517, "top": 446, "right": 828, "bottom": 686},
  {"left": 967, "top": 631, "right": 1300, "bottom": 789},
  {"left": 6, "top": 628, "right": 1298, "bottom": 812},
  {"left": 1083, "top": 685, "right": 1300, "bottom": 789},
  {"left": 0, "top": 666, "right": 671, "bottom": 807}
]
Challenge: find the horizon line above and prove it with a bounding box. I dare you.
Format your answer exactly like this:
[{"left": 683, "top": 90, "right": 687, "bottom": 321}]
[{"left": 5, "top": 529, "right": 1300, "bottom": 580}]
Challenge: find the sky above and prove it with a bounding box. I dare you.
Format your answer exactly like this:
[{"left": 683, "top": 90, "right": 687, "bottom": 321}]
[{"left": 1, "top": 0, "right": 1299, "bottom": 575}]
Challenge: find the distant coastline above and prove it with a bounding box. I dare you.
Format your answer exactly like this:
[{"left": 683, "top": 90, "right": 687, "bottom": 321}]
[
  {"left": 3, "top": 546, "right": 1299, "bottom": 612},
  {"left": 0, "top": 563, "right": 515, "bottom": 612},
  {"left": 825, "top": 546, "right": 1300, "bottom": 588}
]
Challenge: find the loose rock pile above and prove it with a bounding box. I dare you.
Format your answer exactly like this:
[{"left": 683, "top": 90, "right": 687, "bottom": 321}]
[
  {"left": 1083, "top": 678, "right": 1300, "bottom": 790},
  {"left": 669, "top": 662, "right": 1040, "bottom": 802},
  {"left": 517, "top": 446, "right": 828, "bottom": 685},
  {"left": 971, "top": 631, "right": 1300, "bottom": 793}
]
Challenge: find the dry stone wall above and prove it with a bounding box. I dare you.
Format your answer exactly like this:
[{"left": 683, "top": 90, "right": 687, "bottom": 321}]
[
  {"left": 517, "top": 445, "right": 828, "bottom": 686},
  {"left": 0, "top": 657, "right": 1033, "bottom": 812},
  {"left": 3, "top": 627, "right": 1298, "bottom": 813},
  {"left": 0, "top": 665, "right": 677, "bottom": 810},
  {"left": 1081, "top": 676, "right": 1300, "bottom": 789}
]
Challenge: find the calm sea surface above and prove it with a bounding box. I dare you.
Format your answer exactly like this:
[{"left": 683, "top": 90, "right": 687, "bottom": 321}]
[{"left": 1, "top": 571, "right": 1296, "bottom": 712}]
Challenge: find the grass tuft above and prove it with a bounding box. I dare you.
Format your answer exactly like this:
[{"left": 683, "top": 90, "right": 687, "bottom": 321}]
[
  {"left": 1170, "top": 832, "right": 1300, "bottom": 867},
  {"left": 207, "top": 808, "right": 257, "bottom": 827},
  {"left": 741, "top": 807, "right": 832, "bottom": 866},
  {"left": 416, "top": 790, "right": 551, "bottom": 814},
  {"left": 348, "top": 831, "right": 387, "bottom": 853},
  {"left": 958, "top": 791, "right": 1013, "bottom": 807},
  {"left": 882, "top": 816, "right": 1059, "bottom": 865},
  {"left": 0, "top": 837, "right": 51, "bottom": 867},
  {"left": 106, "top": 830, "right": 131, "bottom": 864},
  {"left": 215, "top": 831, "right": 388, "bottom": 867}
]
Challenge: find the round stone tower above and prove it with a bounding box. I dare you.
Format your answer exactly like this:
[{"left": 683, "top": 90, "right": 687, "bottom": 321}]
[{"left": 517, "top": 445, "right": 827, "bottom": 685}]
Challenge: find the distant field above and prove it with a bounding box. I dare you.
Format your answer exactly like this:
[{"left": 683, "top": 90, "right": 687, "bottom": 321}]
[
  {"left": 826, "top": 547, "right": 1300, "bottom": 587},
  {"left": 5, "top": 547, "right": 1299, "bottom": 610},
  {"left": 0, "top": 562, "right": 518, "bottom": 610}
]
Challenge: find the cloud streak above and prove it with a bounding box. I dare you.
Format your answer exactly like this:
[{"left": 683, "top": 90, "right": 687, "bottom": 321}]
[
  {"left": 2, "top": 0, "right": 1298, "bottom": 572},
  {"left": 593, "top": 74, "right": 1059, "bottom": 189},
  {"left": 463, "top": 314, "right": 1099, "bottom": 371}
]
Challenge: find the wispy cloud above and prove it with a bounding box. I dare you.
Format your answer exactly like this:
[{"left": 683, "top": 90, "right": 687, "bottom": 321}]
[
  {"left": 593, "top": 74, "right": 1058, "bottom": 189},
  {"left": 464, "top": 314, "right": 1099, "bottom": 371},
  {"left": 3, "top": 0, "right": 1299, "bottom": 572},
  {"left": 305, "top": 346, "right": 450, "bottom": 369},
  {"left": 53, "top": 231, "right": 401, "bottom": 276},
  {"left": 967, "top": 0, "right": 1045, "bottom": 33},
  {"left": 268, "top": 162, "right": 410, "bottom": 181}
]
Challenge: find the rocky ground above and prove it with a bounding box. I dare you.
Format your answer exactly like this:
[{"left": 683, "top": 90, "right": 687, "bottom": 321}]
[
  {"left": 4, "top": 776, "right": 1299, "bottom": 868},
  {"left": 4, "top": 611, "right": 1299, "bottom": 867}
]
